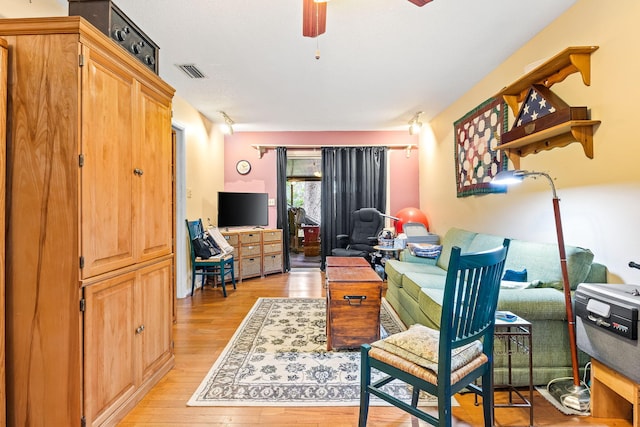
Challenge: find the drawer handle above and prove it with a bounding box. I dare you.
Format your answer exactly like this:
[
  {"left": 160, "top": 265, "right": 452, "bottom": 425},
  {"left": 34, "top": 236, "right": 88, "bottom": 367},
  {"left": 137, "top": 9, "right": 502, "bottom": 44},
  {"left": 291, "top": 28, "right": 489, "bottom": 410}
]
[{"left": 343, "top": 295, "right": 366, "bottom": 306}]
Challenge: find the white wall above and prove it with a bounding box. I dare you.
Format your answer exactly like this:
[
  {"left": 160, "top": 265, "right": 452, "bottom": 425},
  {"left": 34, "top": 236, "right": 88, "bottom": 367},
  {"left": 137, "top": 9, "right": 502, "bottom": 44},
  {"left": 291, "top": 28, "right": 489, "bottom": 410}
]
[{"left": 421, "top": 0, "right": 640, "bottom": 284}]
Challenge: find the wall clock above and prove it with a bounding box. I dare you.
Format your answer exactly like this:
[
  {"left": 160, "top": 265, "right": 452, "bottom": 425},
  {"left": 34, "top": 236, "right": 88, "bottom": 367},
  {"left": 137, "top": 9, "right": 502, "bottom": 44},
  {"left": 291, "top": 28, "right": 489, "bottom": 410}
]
[{"left": 236, "top": 159, "right": 251, "bottom": 175}]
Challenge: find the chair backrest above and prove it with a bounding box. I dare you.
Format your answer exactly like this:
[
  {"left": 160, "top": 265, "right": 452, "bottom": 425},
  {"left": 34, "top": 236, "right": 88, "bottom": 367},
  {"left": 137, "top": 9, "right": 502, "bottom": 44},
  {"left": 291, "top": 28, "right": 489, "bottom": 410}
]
[
  {"left": 439, "top": 239, "right": 510, "bottom": 372},
  {"left": 349, "top": 208, "right": 383, "bottom": 245},
  {"left": 186, "top": 219, "right": 205, "bottom": 261}
]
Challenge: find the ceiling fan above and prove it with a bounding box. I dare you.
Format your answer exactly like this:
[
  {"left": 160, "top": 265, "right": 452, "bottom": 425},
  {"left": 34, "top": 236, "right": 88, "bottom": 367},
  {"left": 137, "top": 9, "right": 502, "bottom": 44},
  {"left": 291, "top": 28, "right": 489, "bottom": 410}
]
[{"left": 303, "top": 0, "right": 434, "bottom": 38}]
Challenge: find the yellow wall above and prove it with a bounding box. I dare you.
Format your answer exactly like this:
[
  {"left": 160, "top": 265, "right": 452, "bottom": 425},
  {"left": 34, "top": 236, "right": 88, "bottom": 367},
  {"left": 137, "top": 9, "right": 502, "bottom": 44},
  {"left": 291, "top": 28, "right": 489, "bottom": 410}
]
[
  {"left": 421, "top": 0, "right": 640, "bottom": 283},
  {"left": 172, "top": 96, "right": 225, "bottom": 223}
]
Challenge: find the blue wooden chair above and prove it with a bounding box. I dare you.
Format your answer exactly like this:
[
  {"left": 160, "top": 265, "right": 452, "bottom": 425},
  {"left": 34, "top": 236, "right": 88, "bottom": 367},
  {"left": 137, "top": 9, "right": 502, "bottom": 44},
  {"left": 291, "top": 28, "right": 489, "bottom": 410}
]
[
  {"left": 359, "top": 239, "right": 510, "bottom": 427},
  {"left": 186, "top": 219, "right": 236, "bottom": 297}
]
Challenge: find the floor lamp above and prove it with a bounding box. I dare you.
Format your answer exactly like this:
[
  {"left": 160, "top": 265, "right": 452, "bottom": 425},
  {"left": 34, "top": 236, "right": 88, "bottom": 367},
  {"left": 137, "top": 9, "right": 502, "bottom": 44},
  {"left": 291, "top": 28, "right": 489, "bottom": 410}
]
[{"left": 492, "top": 170, "right": 590, "bottom": 413}]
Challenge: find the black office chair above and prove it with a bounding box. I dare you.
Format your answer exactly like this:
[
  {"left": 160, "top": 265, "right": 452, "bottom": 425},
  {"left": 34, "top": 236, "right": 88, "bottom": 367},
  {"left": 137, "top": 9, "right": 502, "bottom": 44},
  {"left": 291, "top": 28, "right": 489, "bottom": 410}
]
[
  {"left": 186, "top": 219, "right": 236, "bottom": 297},
  {"left": 331, "top": 208, "right": 383, "bottom": 258},
  {"left": 359, "top": 239, "right": 510, "bottom": 427}
]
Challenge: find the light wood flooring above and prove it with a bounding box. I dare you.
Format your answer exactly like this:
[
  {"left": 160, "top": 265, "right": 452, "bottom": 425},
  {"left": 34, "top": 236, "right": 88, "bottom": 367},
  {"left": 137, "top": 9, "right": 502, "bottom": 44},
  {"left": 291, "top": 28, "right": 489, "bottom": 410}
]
[{"left": 119, "top": 269, "right": 632, "bottom": 426}]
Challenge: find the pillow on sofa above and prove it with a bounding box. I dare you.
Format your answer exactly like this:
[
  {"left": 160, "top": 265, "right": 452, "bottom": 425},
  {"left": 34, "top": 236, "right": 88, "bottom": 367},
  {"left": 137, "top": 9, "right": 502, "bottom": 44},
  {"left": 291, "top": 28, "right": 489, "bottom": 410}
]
[
  {"left": 503, "top": 268, "right": 527, "bottom": 282},
  {"left": 371, "top": 323, "right": 483, "bottom": 373}
]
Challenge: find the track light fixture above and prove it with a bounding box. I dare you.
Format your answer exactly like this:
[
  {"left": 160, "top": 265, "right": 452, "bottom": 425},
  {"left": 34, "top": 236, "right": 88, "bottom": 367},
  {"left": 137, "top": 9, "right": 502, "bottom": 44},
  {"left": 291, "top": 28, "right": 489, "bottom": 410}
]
[
  {"left": 408, "top": 111, "right": 423, "bottom": 135},
  {"left": 220, "top": 111, "right": 235, "bottom": 135}
]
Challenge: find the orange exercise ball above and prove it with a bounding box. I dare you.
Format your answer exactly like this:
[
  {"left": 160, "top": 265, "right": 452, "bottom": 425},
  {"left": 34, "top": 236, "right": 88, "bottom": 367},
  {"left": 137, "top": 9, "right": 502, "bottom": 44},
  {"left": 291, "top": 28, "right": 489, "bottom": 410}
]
[{"left": 394, "top": 207, "right": 429, "bottom": 234}]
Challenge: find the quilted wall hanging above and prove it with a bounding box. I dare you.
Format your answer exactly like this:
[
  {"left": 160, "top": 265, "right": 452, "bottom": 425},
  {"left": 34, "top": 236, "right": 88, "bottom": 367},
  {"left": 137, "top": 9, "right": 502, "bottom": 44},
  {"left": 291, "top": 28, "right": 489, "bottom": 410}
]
[{"left": 454, "top": 97, "right": 508, "bottom": 197}]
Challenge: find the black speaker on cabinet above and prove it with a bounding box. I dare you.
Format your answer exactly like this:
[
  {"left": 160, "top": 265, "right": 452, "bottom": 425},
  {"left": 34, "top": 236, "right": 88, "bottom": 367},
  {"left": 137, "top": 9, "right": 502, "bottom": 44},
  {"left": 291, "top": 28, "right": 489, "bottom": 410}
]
[{"left": 69, "top": 0, "right": 159, "bottom": 74}]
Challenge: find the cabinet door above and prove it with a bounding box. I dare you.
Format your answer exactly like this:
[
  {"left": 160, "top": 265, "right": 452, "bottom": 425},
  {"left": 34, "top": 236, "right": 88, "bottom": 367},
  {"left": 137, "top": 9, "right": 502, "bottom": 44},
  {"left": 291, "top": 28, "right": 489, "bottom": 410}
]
[
  {"left": 0, "top": 37, "right": 6, "bottom": 427},
  {"left": 137, "top": 259, "right": 173, "bottom": 382},
  {"left": 136, "top": 83, "right": 173, "bottom": 262},
  {"left": 80, "top": 46, "right": 136, "bottom": 278},
  {"left": 83, "top": 272, "right": 137, "bottom": 427}
]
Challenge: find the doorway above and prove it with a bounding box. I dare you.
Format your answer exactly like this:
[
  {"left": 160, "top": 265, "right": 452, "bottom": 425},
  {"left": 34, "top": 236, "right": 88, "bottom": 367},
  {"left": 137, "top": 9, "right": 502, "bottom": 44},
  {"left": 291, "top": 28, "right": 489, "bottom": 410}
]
[{"left": 286, "top": 152, "right": 321, "bottom": 269}]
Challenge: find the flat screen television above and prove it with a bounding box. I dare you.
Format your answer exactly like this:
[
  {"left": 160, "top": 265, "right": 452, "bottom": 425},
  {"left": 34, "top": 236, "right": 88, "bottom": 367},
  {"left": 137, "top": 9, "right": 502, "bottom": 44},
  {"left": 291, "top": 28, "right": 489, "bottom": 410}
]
[{"left": 217, "top": 191, "right": 269, "bottom": 228}]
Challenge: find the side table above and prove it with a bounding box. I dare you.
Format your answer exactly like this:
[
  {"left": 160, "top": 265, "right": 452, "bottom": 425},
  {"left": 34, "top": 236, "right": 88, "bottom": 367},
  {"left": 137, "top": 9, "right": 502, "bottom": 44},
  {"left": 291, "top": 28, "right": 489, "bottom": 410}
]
[
  {"left": 372, "top": 245, "right": 402, "bottom": 279},
  {"left": 592, "top": 358, "right": 639, "bottom": 427},
  {"left": 492, "top": 312, "right": 534, "bottom": 427}
]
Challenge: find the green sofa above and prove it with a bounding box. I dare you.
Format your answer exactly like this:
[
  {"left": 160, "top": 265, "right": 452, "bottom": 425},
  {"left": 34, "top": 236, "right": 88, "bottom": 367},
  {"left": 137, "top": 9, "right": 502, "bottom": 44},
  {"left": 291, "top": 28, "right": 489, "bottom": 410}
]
[{"left": 384, "top": 227, "right": 607, "bottom": 387}]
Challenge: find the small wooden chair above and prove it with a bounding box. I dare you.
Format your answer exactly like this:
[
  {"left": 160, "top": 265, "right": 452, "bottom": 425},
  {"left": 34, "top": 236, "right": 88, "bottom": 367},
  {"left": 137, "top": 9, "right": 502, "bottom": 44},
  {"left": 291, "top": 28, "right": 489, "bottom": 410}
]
[
  {"left": 186, "top": 219, "right": 236, "bottom": 297},
  {"left": 359, "top": 239, "right": 510, "bottom": 427}
]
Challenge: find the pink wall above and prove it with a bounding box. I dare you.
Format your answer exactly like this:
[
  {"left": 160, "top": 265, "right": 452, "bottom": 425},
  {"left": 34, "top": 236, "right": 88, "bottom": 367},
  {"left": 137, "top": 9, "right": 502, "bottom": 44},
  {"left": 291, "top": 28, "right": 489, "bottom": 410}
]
[{"left": 224, "top": 131, "right": 421, "bottom": 228}]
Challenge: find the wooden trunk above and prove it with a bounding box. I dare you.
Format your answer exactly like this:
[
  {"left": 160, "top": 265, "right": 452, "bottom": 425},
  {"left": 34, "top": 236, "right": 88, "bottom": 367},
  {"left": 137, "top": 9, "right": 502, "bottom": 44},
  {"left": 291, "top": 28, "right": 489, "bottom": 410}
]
[{"left": 326, "top": 266, "right": 382, "bottom": 350}]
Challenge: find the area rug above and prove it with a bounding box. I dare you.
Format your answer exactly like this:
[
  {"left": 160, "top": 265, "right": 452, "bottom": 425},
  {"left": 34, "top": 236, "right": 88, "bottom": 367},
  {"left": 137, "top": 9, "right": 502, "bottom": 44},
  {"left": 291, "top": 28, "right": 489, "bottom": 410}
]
[{"left": 188, "top": 297, "right": 454, "bottom": 407}]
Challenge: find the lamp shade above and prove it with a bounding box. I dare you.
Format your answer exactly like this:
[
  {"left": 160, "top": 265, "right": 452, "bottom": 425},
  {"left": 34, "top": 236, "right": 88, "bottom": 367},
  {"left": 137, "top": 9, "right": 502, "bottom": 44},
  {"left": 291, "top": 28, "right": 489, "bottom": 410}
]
[
  {"left": 491, "top": 170, "right": 525, "bottom": 186},
  {"left": 302, "top": 0, "right": 327, "bottom": 37}
]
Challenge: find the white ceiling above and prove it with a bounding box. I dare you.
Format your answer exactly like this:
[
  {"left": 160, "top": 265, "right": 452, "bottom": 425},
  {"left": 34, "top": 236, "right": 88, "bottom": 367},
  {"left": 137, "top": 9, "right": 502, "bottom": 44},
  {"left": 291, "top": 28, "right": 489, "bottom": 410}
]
[{"left": 3, "top": 0, "right": 576, "bottom": 131}]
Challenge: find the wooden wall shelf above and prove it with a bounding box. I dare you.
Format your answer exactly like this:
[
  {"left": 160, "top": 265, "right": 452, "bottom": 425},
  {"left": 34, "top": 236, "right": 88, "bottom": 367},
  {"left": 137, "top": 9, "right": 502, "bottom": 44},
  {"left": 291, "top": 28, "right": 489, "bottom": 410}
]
[
  {"left": 499, "top": 120, "right": 600, "bottom": 168},
  {"left": 497, "top": 46, "right": 599, "bottom": 114},
  {"left": 496, "top": 46, "right": 599, "bottom": 168}
]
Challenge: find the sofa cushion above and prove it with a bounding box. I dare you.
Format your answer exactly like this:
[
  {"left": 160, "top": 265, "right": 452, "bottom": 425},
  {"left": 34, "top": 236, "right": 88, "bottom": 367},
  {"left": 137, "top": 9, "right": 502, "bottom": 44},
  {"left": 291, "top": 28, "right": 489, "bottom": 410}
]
[
  {"left": 418, "top": 285, "right": 569, "bottom": 327},
  {"left": 467, "top": 233, "right": 505, "bottom": 253},
  {"left": 385, "top": 259, "right": 445, "bottom": 288},
  {"left": 436, "top": 228, "right": 478, "bottom": 270},
  {"left": 496, "top": 288, "right": 568, "bottom": 321},
  {"left": 402, "top": 271, "right": 447, "bottom": 300},
  {"left": 418, "top": 288, "right": 445, "bottom": 328},
  {"left": 466, "top": 233, "right": 594, "bottom": 290},
  {"left": 505, "top": 240, "right": 594, "bottom": 290}
]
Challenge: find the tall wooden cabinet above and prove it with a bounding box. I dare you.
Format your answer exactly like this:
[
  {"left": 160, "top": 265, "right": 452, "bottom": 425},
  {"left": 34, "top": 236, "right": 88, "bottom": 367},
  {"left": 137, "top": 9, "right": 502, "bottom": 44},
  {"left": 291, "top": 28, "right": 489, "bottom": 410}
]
[
  {"left": 1, "top": 17, "right": 175, "bottom": 426},
  {"left": 0, "top": 36, "right": 7, "bottom": 427}
]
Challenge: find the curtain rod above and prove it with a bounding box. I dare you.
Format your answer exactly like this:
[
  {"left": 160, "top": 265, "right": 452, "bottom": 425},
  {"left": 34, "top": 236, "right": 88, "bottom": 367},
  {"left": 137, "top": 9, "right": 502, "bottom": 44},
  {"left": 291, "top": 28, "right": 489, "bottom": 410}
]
[{"left": 250, "top": 144, "right": 415, "bottom": 159}]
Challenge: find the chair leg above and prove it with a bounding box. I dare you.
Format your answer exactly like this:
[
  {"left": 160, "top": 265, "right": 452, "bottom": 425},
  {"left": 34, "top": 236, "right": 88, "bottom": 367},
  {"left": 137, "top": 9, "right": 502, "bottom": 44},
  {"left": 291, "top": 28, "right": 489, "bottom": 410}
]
[
  {"left": 230, "top": 262, "right": 237, "bottom": 290},
  {"left": 191, "top": 270, "right": 196, "bottom": 296},
  {"left": 359, "top": 346, "right": 372, "bottom": 427},
  {"left": 219, "top": 264, "right": 227, "bottom": 297},
  {"left": 481, "top": 368, "right": 495, "bottom": 427},
  {"left": 411, "top": 386, "right": 420, "bottom": 407},
  {"left": 437, "top": 388, "right": 453, "bottom": 427}
]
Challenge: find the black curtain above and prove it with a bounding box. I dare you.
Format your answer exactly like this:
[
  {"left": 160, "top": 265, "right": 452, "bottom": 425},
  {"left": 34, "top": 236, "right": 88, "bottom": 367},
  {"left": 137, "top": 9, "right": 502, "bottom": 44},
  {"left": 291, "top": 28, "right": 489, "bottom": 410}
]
[
  {"left": 320, "top": 146, "right": 387, "bottom": 268},
  {"left": 276, "top": 147, "right": 291, "bottom": 271}
]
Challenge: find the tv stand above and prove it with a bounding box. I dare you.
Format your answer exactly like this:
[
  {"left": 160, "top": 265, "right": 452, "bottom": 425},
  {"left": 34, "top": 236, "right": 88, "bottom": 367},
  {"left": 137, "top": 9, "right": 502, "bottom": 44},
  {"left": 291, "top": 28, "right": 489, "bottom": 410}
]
[{"left": 221, "top": 228, "right": 283, "bottom": 280}]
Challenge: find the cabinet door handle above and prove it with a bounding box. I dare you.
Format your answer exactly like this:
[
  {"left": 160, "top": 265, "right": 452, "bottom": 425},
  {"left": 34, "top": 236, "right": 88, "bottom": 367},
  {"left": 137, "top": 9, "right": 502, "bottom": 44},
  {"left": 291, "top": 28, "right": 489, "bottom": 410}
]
[
  {"left": 133, "top": 168, "right": 144, "bottom": 176},
  {"left": 135, "top": 324, "right": 145, "bottom": 334}
]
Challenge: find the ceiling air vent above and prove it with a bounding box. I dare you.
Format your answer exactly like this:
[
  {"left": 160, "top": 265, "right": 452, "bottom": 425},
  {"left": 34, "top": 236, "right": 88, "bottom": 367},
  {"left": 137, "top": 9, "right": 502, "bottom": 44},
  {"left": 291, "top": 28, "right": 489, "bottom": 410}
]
[{"left": 175, "top": 64, "right": 206, "bottom": 79}]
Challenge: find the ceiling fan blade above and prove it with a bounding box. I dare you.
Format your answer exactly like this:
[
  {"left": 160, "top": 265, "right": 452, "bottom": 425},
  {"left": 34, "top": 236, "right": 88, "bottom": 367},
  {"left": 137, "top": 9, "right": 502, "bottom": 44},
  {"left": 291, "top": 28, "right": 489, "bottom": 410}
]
[
  {"left": 408, "top": 0, "right": 434, "bottom": 6},
  {"left": 302, "top": 0, "right": 327, "bottom": 38}
]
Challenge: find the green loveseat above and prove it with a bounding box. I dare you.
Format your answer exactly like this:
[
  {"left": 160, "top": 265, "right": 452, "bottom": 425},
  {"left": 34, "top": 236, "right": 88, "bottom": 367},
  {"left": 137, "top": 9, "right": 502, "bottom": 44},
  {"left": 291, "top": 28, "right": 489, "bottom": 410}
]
[{"left": 384, "top": 227, "right": 607, "bottom": 387}]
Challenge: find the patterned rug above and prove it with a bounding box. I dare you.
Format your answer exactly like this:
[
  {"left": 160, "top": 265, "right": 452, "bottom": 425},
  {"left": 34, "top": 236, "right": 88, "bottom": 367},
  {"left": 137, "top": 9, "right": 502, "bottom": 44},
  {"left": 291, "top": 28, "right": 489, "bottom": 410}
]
[{"left": 188, "top": 297, "right": 451, "bottom": 407}]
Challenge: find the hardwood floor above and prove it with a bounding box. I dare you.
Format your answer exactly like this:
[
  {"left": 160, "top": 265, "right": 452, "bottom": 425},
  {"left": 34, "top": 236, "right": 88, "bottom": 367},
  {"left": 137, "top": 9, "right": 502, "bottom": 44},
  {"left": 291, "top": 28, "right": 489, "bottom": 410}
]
[{"left": 119, "top": 270, "right": 631, "bottom": 427}]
